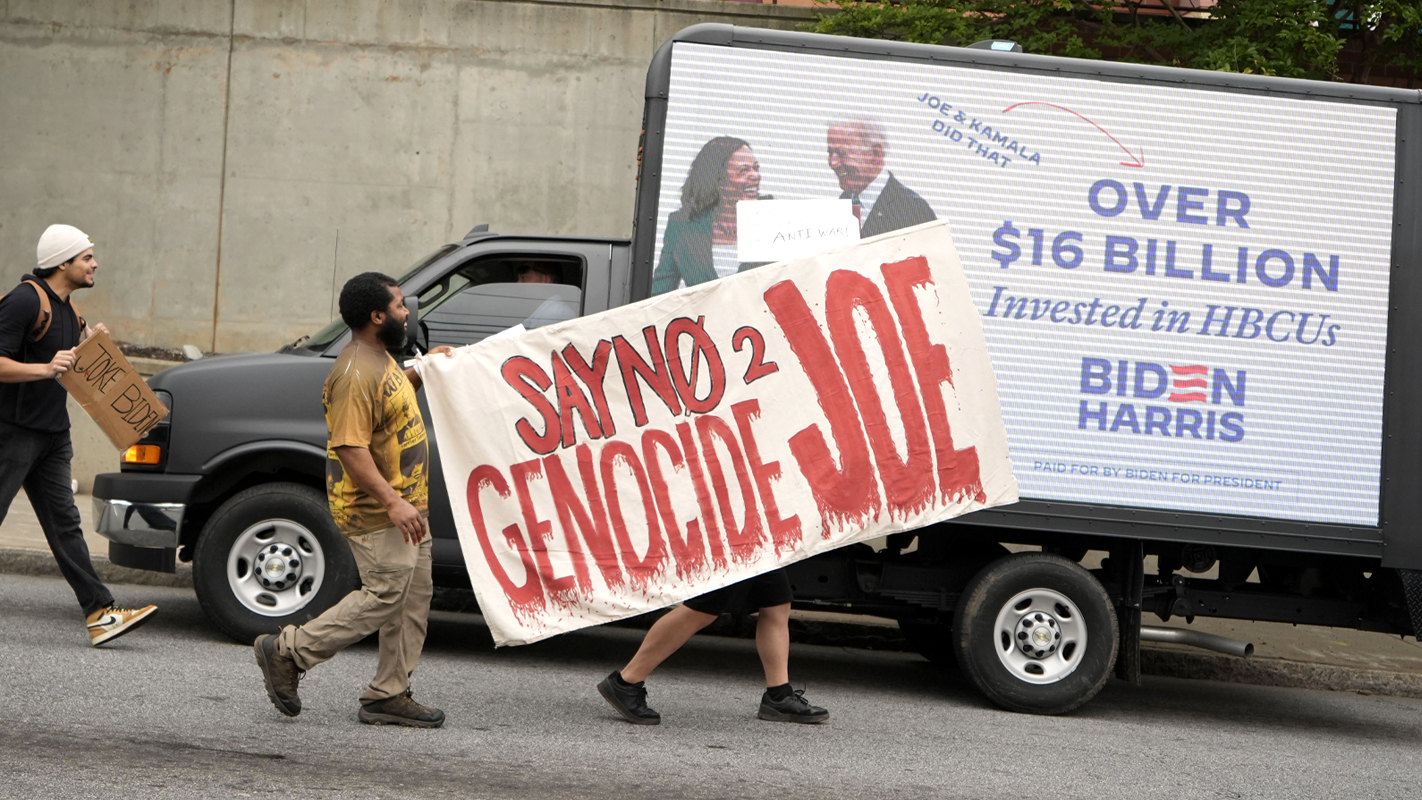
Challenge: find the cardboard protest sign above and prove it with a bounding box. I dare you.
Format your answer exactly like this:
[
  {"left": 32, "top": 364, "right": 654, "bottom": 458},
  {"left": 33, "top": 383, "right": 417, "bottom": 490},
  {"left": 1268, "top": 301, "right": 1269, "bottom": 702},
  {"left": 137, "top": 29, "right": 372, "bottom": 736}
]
[
  {"left": 736, "top": 199, "right": 859, "bottom": 263},
  {"left": 422, "top": 221, "right": 1018, "bottom": 646},
  {"left": 58, "top": 331, "right": 169, "bottom": 450}
]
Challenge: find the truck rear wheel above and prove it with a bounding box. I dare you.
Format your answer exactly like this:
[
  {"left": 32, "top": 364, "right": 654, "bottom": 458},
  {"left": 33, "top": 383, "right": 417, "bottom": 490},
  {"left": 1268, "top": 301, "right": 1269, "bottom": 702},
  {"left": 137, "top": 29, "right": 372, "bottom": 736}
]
[
  {"left": 953, "top": 552, "right": 1117, "bottom": 715},
  {"left": 193, "top": 483, "right": 358, "bottom": 643}
]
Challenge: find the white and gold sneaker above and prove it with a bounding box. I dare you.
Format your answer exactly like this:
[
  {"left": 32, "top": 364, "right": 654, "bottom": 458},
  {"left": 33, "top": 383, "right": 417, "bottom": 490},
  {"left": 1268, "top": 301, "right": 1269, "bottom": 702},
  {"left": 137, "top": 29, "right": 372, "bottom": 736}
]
[{"left": 86, "top": 605, "right": 158, "bottom": 646}]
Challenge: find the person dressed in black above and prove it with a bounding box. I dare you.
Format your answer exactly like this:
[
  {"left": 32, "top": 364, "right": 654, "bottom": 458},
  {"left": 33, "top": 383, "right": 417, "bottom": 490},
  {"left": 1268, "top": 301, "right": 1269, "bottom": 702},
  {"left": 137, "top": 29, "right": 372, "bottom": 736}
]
[
  {"left": 0, "top": 224, "right": 157, "bottom": 645},
  {"left": 651, "top": 136, "right": 771, "bottom": 295},
  {"left": 826, "top": 118, "right": 937, "bottom": 237},
  {"left": 596, "top": 570, "right": 829, "bottom": 725}
]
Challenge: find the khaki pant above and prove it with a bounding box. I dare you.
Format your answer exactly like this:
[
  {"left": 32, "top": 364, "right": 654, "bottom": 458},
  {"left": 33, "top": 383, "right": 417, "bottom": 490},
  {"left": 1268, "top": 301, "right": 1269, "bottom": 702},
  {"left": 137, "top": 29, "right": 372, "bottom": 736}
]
[{"left": 278, "top": 523, "right": 434, "bottom": 703}]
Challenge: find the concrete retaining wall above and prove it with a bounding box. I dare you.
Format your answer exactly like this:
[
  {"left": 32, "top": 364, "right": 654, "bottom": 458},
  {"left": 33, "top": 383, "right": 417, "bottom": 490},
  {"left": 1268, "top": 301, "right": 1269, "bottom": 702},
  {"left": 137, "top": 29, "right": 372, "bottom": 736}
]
[{"left": 1, "top": 0, "right": 815, "bottom": 354}]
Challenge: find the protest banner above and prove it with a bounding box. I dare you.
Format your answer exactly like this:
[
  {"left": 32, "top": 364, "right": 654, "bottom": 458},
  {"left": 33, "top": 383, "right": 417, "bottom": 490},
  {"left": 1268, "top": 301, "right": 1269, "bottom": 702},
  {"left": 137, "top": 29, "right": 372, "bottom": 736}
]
[
  {"left": 422, "top": 221, "right": 1018, "bottom": 646},
  {"left": 58, "top": 330, "right": 169, "bottom": 450}
]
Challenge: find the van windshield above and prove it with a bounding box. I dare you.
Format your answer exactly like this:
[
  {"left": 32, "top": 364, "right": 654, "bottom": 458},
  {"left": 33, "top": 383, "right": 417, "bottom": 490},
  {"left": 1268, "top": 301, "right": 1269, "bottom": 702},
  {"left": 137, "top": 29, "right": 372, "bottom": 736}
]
[{"left": 296, "top": 244, "right": 460, "bottom": 352}]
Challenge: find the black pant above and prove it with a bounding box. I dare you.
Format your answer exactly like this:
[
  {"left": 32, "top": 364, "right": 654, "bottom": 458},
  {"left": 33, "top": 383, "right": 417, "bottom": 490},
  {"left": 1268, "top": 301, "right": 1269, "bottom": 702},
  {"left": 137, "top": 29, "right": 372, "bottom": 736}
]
[
  {"left": 0, "top": 421, "right": 114, "bottom": 616},
  {"left": 683, "top": 569, "right": 793, "bottom": 617}
]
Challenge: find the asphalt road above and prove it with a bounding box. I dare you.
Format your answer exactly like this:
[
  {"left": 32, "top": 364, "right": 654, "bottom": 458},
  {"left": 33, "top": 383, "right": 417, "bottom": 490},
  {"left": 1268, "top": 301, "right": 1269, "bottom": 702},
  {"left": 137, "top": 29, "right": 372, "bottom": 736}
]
[{"left": 3, "top": 574, "right": 1420, "bottom": 800}]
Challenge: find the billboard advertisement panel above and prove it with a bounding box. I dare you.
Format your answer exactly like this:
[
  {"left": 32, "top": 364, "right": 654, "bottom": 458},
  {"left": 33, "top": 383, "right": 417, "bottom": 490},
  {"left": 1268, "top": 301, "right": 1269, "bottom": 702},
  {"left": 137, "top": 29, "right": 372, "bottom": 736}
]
[{"left": 650, "top": 43, "right": 1398, "bottom": 527}]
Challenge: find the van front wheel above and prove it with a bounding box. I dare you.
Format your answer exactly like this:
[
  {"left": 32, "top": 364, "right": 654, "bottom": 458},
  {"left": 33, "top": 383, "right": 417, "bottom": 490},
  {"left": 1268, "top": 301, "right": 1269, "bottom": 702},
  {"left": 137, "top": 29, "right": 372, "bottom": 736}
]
[{"left": 193, "top": 483, "right": 358, "bottom": 643}]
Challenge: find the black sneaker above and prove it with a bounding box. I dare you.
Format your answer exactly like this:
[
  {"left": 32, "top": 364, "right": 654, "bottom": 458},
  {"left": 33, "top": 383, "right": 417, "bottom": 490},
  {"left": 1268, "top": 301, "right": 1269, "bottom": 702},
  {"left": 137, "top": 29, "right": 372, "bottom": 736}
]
[
  {"left": 597, "top": 671, "right": 661, "bottom": 725},
  {"left": 253, "top": 633, "right": 302, "bottom": 717},
  {"left": 358, "top": 691, "right": 446, "bottom": 728},
  {"left": 758, "top": 687, "right": 829, "bottom": 724}
]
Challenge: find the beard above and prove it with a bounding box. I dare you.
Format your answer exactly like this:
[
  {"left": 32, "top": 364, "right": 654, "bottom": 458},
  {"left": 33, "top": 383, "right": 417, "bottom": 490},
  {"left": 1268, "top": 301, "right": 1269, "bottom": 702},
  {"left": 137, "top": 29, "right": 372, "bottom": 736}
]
[{"left": 377, "top": 312, "right": 408, "bottom": 352}]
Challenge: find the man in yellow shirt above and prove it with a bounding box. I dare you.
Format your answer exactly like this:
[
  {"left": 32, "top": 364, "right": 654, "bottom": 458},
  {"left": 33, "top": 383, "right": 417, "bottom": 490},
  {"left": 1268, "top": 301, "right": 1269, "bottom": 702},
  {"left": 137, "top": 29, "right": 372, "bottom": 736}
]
[{"left": 254, "top": 272, "right": 450, "bottom": 727}]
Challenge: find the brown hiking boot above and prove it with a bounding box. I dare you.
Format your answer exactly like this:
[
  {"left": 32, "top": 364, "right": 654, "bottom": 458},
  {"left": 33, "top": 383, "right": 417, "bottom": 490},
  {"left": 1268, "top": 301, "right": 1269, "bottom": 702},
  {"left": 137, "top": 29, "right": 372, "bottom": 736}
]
[
  {"left": 253, "top": 633, "right": 302, "bottom": 717},
  {"left": 358, "top": 691, "right": 445, "bottom": 728}
]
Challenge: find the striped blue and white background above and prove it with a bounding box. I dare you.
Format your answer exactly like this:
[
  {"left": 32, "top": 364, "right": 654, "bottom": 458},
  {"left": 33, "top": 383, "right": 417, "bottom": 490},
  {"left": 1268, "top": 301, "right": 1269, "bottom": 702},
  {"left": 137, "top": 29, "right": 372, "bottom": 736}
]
[{"left": 653, "top": 43, "right": 1397, "bottom": 527}]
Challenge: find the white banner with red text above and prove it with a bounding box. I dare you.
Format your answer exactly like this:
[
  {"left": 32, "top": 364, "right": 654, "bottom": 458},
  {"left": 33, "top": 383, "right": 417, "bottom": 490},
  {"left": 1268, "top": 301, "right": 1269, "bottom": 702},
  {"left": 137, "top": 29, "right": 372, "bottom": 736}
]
[{"left": 421, "top": 221, "right": 1018, "bottom": 646}]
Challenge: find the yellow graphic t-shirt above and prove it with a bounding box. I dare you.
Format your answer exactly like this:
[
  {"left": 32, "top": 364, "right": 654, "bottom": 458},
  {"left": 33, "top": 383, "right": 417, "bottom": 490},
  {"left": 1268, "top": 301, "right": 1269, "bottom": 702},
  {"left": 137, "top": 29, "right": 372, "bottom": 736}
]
[{"left": 323, "top": 342, "right": 430, "bottom": 535}]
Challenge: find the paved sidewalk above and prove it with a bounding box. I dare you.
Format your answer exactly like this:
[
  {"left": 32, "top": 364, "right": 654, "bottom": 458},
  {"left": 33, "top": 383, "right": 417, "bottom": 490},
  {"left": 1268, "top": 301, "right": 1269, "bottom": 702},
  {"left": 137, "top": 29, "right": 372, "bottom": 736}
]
[
  {"left": 3, "top": 492, "right": 1421, "bottom": 697},
  {"left": 0, "top": 491, "right": 103, "bottom": 553}
]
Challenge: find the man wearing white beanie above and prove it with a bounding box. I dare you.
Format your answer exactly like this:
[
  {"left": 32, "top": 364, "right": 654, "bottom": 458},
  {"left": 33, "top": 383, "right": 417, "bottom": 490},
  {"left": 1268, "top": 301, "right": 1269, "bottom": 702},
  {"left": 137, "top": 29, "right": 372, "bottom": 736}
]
[{"left": 0, "top": 224, "right": 157, "bottom": 645}]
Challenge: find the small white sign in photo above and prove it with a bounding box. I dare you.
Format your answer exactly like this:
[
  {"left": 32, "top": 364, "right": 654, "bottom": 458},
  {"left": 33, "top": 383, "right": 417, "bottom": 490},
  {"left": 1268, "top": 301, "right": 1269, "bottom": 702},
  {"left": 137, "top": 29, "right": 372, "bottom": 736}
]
[{"left": 736, "top": 198, "right": 859, "bottom": 263}]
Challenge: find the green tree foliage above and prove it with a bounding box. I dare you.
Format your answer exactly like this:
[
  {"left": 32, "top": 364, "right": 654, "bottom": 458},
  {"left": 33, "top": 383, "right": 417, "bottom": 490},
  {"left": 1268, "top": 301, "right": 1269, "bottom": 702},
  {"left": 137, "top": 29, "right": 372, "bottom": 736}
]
[
  {"left": 1323, "top": 0, "right": 1422, "bottom": 83},
  {"left": 812, "top": 0, "right": 1421, "bottom": 83}
]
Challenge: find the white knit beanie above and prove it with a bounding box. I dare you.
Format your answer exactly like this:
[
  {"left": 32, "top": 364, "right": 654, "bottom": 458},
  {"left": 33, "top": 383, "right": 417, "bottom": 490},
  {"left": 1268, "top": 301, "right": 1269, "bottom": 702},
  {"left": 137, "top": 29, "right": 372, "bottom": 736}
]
[{"left": 36, "top": 224, "right": 94, "bottom": 269}]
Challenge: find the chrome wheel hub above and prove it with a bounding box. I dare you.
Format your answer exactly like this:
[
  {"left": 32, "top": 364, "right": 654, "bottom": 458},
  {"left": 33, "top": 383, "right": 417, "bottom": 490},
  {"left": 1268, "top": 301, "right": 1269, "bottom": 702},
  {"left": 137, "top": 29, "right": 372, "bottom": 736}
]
[
  {"left": 1017, "top": 612, "right": 1060, "bottom": 658},
  {"left": 257, "top": 543, "right": 303, "bottom": 591}
]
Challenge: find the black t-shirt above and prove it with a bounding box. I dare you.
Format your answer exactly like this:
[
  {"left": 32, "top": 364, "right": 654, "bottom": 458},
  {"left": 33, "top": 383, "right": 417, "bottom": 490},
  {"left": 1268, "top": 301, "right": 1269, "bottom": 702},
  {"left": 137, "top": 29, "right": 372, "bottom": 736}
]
[{"left": 0, "top": 275, "right": 82, "bottom": 432}]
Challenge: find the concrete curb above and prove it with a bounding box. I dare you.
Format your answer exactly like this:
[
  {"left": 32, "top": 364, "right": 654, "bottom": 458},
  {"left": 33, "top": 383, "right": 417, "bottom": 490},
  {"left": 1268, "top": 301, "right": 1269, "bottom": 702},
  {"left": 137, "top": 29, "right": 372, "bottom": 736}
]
[
  {"left": 0, "top": 547, "right": 193, "bottom": 590},
  {"left": 767, "top": 611, "right": 1422, "bottom": 699},
  {"left": 8, "top": 552, "right": 1421, "bottom": 700},
  {"left": 1140, "top": 648, "right": 1422, "bottom": 700}
]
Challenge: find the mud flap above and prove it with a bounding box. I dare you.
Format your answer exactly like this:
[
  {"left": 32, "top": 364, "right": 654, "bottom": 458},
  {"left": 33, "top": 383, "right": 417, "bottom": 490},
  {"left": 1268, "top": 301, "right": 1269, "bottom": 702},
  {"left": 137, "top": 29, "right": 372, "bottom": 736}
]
[
  {"left": 1398, "top": 569, "right": 1422, "bottom": 642},
  {"left": 1114, "top": 540, "right": 1144, "bottom": 686}
]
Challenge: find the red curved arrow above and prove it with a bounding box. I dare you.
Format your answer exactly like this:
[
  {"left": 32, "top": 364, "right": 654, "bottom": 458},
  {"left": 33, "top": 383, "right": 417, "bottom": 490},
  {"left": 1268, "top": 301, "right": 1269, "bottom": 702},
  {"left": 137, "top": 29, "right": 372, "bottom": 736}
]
[{"left": 1003, "top": 101, "right": 1145, "bottom": 168}]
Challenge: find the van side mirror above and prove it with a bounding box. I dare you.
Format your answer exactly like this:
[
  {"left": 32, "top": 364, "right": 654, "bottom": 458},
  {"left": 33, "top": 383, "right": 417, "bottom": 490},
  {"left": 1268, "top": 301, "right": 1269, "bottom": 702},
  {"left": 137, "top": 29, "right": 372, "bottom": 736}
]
[{"left": 402, "top": 294, "right": 428, "bottom": 355}]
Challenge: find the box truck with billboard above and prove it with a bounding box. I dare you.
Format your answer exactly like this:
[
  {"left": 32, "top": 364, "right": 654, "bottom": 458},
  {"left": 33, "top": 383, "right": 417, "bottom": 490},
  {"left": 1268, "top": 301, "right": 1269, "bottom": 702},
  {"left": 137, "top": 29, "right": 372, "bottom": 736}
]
[{"left": 93, "top": 25, "right": 1421, "bottom": 714}]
